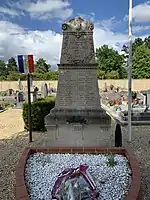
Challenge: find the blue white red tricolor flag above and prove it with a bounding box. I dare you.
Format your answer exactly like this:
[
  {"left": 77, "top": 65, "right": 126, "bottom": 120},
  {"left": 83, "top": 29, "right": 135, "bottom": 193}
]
[{"left": 17, "top": 55, "right": 34, "bottom": 74}]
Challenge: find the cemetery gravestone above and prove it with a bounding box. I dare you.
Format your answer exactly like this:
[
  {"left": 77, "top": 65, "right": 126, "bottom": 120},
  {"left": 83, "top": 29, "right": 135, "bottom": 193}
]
[
  {"left": 30, "top": 87, "right": 38, "bottom": 102},
  {"left": 18, "top": 92, "right": 24, "bottom": 102},
  {"left": 146, "top": 91, "right": 150, "bottom": 108},
  {"left": 8, "top": 89, "right": 14, "bottom": 96},
  {"left": 45, "top": 17, "right": 111, "bottom": 147},
  {"left": 14, "top": 92, "right": 24, "bottom": 108},
  {"left": 41, "top": 83, "right": 48, "bottom": 98},
  {"left": 18, "top": 79, "right": 23, "bottom": 91},
  {"left": 33, "top": 87, "right": 38, "bottom": 101}
]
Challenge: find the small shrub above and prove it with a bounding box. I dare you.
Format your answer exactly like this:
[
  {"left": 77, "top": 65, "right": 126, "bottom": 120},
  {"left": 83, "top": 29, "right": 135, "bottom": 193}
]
[
  {"left": 106, "top": 153, "right": 117, "bottom": 167},
  {"left": 0, "top": 101, "right": 10, "bottom": 108},
  {"left": 106, "top": 71, "right": 120, "bottom": 79},
  {"left": 0, "top": 91, "right": 7, "bottom": 96},
  {"left": 23, "top": 95, "right": 55, "bottom": 131},
  {"left": 97, "top": 70, "right": 106, "bottom": 79}
]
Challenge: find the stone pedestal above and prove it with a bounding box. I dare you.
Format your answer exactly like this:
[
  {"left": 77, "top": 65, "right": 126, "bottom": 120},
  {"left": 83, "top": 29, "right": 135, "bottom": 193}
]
[
  {"left": 45, "top": 17, "right": 111, "bottom": 147},
  {"left": 45, "top": 107, "right": 110, "bottom": 125},
  {"left": 44, "top": 124, "right": 112, "bottom": 147}
]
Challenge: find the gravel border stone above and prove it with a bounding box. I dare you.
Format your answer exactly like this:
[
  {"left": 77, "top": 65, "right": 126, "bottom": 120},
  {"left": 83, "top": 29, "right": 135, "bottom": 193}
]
[{"left": 25, "top": 153, "right": 131, "bottom": 200}]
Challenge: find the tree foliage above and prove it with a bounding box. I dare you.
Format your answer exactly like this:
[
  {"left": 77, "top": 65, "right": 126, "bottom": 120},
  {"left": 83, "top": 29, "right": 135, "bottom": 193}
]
[
  {"left": 132, "top": 45, "right": 150, "bottom": 78},
  {"left": 7, "top": 57, "right": 18, "bottom": 72},
  {"left": 0, "top": 57, "right": 58, "bottom": 81},
  {"left": 96, "top": 45, "right": 126, "bottom": 79},
  {"left": 1, "top": 36, "right": 150, "bottom": 80},
  {"left": 96, "top": 36, "right": 150, "bottom": 79},
  {"left": 0, "top": 60, "right": 8, "bottom": 79},
  {"left": 121, "top": 36, "right": 150, "bottom": 56},
  {"left": 144, "top": 36, "right": 150, "bottom": 49},
  {"left": 121, "top": 36, "right": 150, "bottom": 79},
  {"left": 97, "top": 70, "right": 105, "bottom": 79},
  {"left": 6, "top": 71, "right": 58, "bottom": 81},
  {"left": 34, "top": 58, "right": 50, "bottom": 73},
  {"left": 106, "top": 71, "right": 120, "bottom": 79}
]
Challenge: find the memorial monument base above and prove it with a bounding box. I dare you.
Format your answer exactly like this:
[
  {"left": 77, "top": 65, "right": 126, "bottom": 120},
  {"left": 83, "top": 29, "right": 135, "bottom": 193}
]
[
  {"left": 45, "top": 107, "right": 111, "bottom": 124},
  {"left": 45, "top": 107, "right": 112, "bottom": 147},
  {"left": 44, "top": 123, "right": 112, "bottom": 147}
]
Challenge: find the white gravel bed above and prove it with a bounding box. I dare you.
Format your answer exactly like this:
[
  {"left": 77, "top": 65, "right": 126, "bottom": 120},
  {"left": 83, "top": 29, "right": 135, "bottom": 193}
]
[{"left": 25, "top": 153, "right": 132, "bottom": 200}]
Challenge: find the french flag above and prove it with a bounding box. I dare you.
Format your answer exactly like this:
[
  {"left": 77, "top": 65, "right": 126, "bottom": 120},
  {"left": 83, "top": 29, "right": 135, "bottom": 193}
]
[{"left": 17, "top": 55, "right": 34, "bottom": 74}]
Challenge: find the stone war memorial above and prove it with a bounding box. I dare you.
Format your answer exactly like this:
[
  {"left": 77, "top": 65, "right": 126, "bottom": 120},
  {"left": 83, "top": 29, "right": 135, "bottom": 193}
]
[
  {"left": 16, "top": 17, "right": 141, "bottom": 200},
  {"left": 45, "top": 17, "right": 111, "bottom": 147}
]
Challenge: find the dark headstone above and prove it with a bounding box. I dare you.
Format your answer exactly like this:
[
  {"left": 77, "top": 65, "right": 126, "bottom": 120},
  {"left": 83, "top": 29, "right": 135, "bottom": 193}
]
[
  {"left": 115, "top": 124, "right": 122, "bottom": 147},
  {"left": 147, "top": 92, "right": 150, "bottom": 107},
  {"left": 17, "top": 92, "right": 24, "bottom": 102},
  {"left": 33, "top": 87, "right": 38, "bottom": 101}
]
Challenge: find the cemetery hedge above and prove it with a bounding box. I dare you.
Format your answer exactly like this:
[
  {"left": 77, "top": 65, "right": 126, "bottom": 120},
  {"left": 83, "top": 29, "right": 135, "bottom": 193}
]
[{"left": 23, "top": 95, "right": 55, "bottom": 131}]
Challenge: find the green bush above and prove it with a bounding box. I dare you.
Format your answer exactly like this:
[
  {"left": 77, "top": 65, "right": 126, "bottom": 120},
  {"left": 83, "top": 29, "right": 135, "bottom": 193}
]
[
  {"left": 106, "top": 71, "right": 120, "bottom": 79},
  {"left": 97, "top": 69, "right": 106, "bottom": 79},
  {"left": 0, "top": 101, "right": 10, "bottom": 107},
  {"left": 0, "top": 91, "right": 7, "bottom": 96},
  {"left": 3, "top": 71, "right": 59, "bottom": 81},
  {"left": 7, "top": 72, "right": 26, "bottom": 81},
  {"left": 43, "top": 71, "right": 59, "bottom": 80},
  {"left": 23, "top": 95, "right": 55, "bottom": 131}
]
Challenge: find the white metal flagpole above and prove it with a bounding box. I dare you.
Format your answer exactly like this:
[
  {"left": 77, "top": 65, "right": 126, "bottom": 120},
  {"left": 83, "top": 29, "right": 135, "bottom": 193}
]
[{"left": 128, "top": 0, "right": 133, "bottom": 142}]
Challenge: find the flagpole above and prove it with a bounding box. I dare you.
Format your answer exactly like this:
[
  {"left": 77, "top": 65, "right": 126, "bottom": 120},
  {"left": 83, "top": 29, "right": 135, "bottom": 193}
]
[
  {"left": 128, "top": 0, "right": 133, "bottom": 142},
  {"left": 17, "top": 54, "right": 34, "bottom": 143},
  {"left": 27, "top": 72, "right": 32, "bottom": 142}
]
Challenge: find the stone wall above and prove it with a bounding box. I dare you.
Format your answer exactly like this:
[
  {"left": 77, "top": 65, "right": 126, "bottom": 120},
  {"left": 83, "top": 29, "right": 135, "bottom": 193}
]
[
  {"left": 0, "top": 81, "right": 57, "bottom": 91},
  {"left": 1, "top": 79, "right": 150, "bottom": 92}
]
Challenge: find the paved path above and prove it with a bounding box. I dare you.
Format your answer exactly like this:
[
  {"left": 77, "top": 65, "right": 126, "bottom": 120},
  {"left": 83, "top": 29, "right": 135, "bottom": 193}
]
[{"left": 0, "top": 108, "right": 24, "bottom": 139}]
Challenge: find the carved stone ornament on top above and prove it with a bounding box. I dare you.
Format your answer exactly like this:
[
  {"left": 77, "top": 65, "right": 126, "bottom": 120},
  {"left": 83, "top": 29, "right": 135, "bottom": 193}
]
[
  {"left": 62, "top": 17, "right": 94, "bottom": 34},
  {"left": 60, "top": 17, "right": 95, "bottom": 64}
]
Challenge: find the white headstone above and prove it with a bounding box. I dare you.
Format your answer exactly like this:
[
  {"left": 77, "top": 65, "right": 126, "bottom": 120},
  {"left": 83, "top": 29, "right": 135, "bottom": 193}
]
[
  {"left": 147, "top": 92, "right": 150, "bottom": 107},
  {"left": 18, "top": 79, "right": 22, "bottom": 90},
  {"left": 41, "top": 83, "right": 48, "bottom": 98}
]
